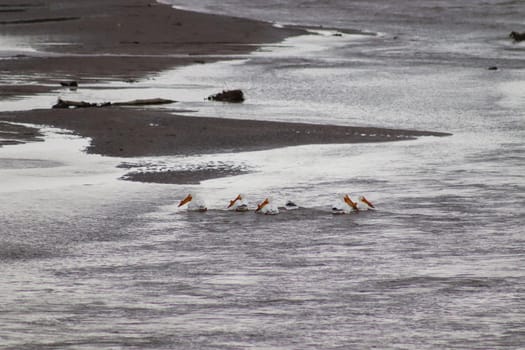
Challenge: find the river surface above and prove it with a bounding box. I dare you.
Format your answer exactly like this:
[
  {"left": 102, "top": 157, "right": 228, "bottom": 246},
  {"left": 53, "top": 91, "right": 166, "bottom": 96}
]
[{"left": 1, "top": 1, "right": 524, "bottom": 349}]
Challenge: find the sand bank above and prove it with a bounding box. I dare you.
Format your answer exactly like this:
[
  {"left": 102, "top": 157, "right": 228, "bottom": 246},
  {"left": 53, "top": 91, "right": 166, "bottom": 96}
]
[
  {"left": 0, "top": 108, "right": 450, "bottom": 183},
  {"left": 0, "top": 0, "right": 451, "bottom": 184},
  {"left": 0, "top": 0, "right": 302, "bottom": 91}
]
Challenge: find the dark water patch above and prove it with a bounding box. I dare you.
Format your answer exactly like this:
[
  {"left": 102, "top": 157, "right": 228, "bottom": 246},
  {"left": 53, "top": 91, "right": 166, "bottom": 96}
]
[
  {"left": 0, "top": 121, "right": 43, "bottom": 147},
  {"left": 374, "top": 276, "right": 518, "bottom": 294},
  {"left": 0, "top": 242, "right": 54, "bottom": 261},
  {"left": 175, "top": 207, "right": 352, "bottom": 223}
]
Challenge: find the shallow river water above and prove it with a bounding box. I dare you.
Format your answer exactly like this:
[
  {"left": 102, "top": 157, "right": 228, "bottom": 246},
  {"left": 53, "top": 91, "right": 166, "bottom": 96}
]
[{"left": 1, "top": 0, "right": 524, "bottom": 349}]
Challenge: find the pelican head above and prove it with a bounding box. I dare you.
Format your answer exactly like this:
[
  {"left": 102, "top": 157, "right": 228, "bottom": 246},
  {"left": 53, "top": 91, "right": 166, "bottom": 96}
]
[
  {"left": 228, "top": 193, "right": 243, "bottom": 208},
  {"left": 178, "top": 193, "right": 193, "bottom": 207},
  {"left": 343, "top": 194, "right": 359, "bottom": 211},
  {"left": 255, "top": 197, "right": 270, "bottom": 212},
  {"left": 359, "top": 195, "right": 375, "bottom": 209}
]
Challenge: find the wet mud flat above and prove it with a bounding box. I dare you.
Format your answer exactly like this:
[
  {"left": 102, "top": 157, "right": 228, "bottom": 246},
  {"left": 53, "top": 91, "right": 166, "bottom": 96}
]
[
  {"left": 0, "top": 0, "right": 302, "bottom": 97},
  {"left": 0, "top": 107, "right": 450, "bottom": 184},
  {"left": 0, "top": 121, "right": 42, "bottom": 147}
]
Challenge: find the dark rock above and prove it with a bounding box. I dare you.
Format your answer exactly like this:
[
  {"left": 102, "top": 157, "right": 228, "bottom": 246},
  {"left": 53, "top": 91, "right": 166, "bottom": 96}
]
[
  {"left": 60, "top": 80, "right": 78, "bottom": 87},
  {"left": 488, "top": 66, "right": 498, "bottom": 71},
  {"left": 52, "top": 99, "right": 67, "bottom": 109},
  {"left": 509, "top": 31, "right": 525, "bottom": 42},
  {"left": 207, "top": 89, "right": 245, "bottom": 103}
]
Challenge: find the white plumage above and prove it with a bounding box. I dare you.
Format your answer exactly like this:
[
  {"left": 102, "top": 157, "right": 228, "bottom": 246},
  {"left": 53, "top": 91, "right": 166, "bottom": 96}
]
[
  {"left": 178, "top": 193, "right": 207, "bottom": 212},
  {"left": 255, "top": 197, "right": 279, "bottom": 215},
  {"left": 227, "top": 193, "right": 250, "bottom": 212}
]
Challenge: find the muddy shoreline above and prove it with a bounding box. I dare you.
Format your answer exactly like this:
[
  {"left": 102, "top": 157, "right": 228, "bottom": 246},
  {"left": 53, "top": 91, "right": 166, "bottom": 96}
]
[
  {"left": 0, "top": 0, "right": 451, "bottom": 184},
  {"left": 0, "top": 0, "right": 302, "bottom": 95},
  {"left": 0, "top": 108, "right": 450, "bottom": 183}
]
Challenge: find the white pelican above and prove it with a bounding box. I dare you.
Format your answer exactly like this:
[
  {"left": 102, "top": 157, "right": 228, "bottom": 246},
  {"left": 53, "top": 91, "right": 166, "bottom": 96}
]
[
  {"left": 284, "top": 200, "right": 299, "bottom": 210},
  {"left": 255, "top": 197, "right": 279, "bottom": 215},
  {"left": 178, "top": 193, "right": 207, "bottom": 212},
  {"left": 227, "top": 193, "right": 249, "bottom": 212},
  {"left": 332, "top": 194, "right": 359, "bottom": 214},
  {"left": 358, "top": 195, "right": 375, "bottom": 210}
]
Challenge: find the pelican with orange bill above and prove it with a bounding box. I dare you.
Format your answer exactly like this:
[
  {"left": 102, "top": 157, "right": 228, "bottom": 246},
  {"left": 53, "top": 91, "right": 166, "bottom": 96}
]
[
  {"left": 178, "top": 193, "right": 207, "bottom": 212},
  {"left": 227, "top": 193, "right": 249, "bottom": 212},
  {"left": 255, "top": 197, "right": 279, "bottom": 215},
  {"left": 343, "top": 194, "right": 359, "bottom": 212},
  {"left": 358, "top": 195, "right": 375, "bottom": 209},
  {"left": 332, "top": 193, "right": 360, "bottom": 214}
]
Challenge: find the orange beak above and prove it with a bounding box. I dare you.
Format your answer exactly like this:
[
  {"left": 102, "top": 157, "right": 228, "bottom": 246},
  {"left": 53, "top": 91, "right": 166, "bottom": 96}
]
[
  {"left": 228, "top": 194, "right": 242, "bottom": 208},
  {"left": 255, "top": 198, "right": 269, "bottom": 212},
  {"left": 361, "top": 196, "right": 375, "bottom": 208},
  {"left": 178, "top": 194, "right": 192, "bottom": 207},
  {"left": 344, "top": 194, "right": 359, "bottom": 211}
]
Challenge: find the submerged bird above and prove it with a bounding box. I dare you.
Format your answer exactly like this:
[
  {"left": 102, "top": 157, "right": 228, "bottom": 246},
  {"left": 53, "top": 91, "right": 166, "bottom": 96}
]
[
  {"left": 255, "top": 197, "right": 279, "bottom": 215},
  {"left": 227, "top": 193, "right": 249, "bottom": 212},
  {"left": 178, "top": 193, "right": 207, "bottom": 212},
  {"left": 332, "top": 194, "right": 359, "bottom": 214},
  {"left": 284, "top": 200, "right": 299, "bottom": 210}
]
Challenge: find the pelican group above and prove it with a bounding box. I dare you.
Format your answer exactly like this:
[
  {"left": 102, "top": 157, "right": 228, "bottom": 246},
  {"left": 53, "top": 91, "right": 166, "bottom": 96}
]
[{"left": 177, "top": 192, "right": 375, "bottom": 216}]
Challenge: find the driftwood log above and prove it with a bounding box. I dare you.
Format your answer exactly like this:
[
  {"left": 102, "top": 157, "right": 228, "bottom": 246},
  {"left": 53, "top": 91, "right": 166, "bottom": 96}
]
[
  {"left": 207, "top": 89, "right": 245, "bottom": 103},
  {"left": 52, "top": 98, "right": 175, "bottom": 109}
]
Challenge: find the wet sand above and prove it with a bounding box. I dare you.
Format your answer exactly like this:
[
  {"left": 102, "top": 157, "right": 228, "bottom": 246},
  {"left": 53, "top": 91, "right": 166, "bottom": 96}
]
[
  {"left": 0, "top": 108, "right": 449, "bottom": 158},
  {"left": 0, "top": 0, "right": 450, "bottom": 184},
  {"left": 0, "top": 0, "right": 302, "bottom": 91},
  {"left": 0, "top": 121, "right": 43, "bottom": 147},
  {"left": 0, "top": 107, "right": 450, "bottom": 183}
]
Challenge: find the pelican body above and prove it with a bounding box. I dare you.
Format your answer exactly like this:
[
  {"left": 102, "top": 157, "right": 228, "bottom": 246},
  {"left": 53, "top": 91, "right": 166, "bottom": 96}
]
[
  {"left": 255, "top": 197, "right": 279, "bottom": 215},
  {"left": 332, "top": 194, "right": 375, "bottom": 214},
  {"left": 178, "top": 193, "right": 207, "bottom": 212},
  {"left": 332, "top": 194, "right": 359, "bottom": 214},
  {"left": 227, "top": 194, "right": 249, "bottom": 212}
]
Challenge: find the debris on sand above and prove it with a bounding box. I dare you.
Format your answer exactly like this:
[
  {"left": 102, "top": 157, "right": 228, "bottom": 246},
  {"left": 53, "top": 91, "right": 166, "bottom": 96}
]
[
  {"left": 60, "top": 80, "right": 78, "bottom": 87},
  {"left": 52, "top": 98, "right": 175, "bottom": 109},
  {"left": 112, "top": 98, "right": 176, "bottom": 106},
  {"left": 207, "top": 89, "right": 245, "bottom": 103},
  {"left": 52, "top": 99, "right": 106, "bottom": 109}
]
